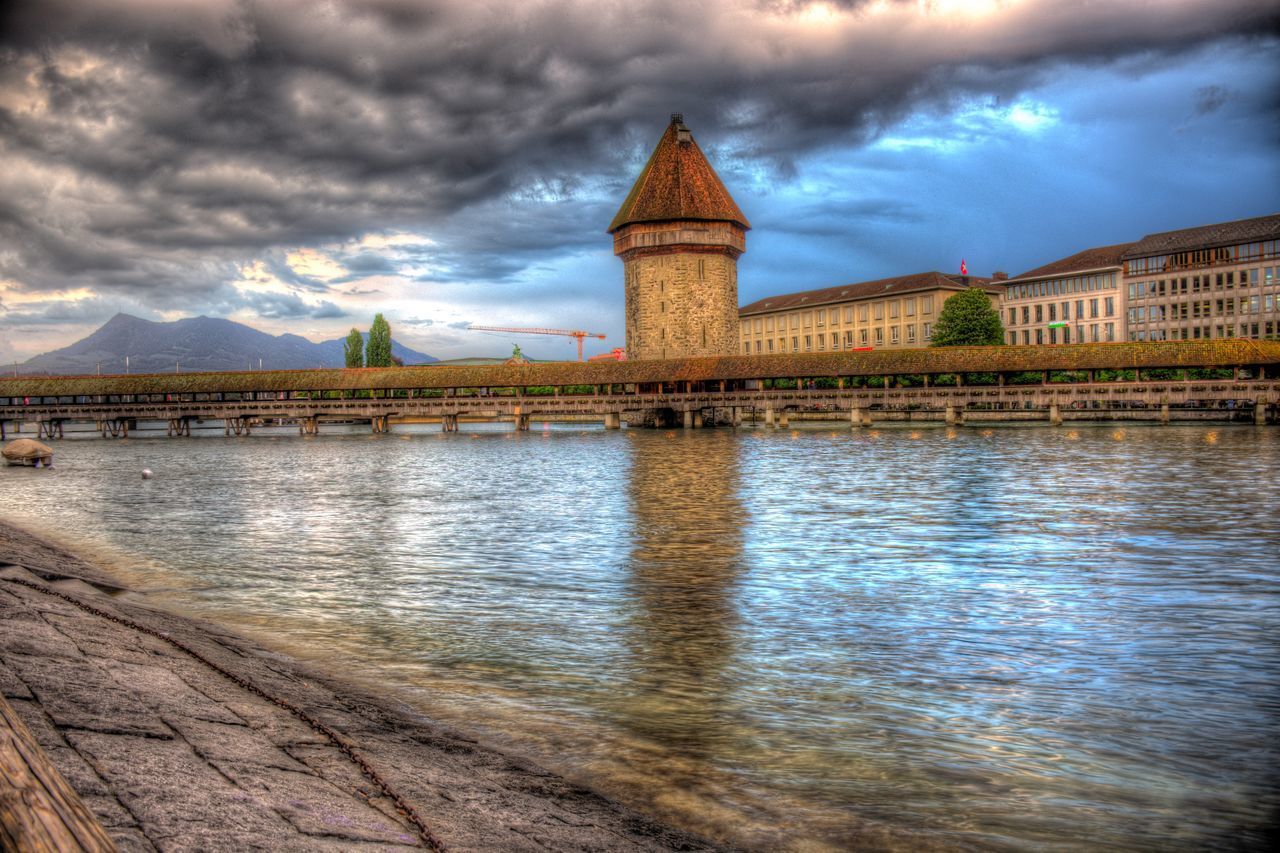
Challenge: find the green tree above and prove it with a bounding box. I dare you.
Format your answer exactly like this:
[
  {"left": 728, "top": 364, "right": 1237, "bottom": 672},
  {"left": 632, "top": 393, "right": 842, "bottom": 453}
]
[
  {"left": 366, "top": 313, "right": 393, "bottom": 367},
  {"left": 344, "top": 328, "right": 364, "bottom": 368},
  {"left": 929, "top": 288, "right": 1004, "bottom": 347}
]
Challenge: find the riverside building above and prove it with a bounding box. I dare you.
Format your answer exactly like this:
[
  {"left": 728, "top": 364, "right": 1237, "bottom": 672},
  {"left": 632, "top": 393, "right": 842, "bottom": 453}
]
[
  {"left": 1000, "top": 243, "right": 1129, "bottom": 346},
  {"left": 1001, "top": 213, "right": 1280, "bottom": 346},
  {"left": 737, "top": 272, "right": 1001, "bottom": 354},
  {"left": 1121, "top": 214, "right": 1280, "bottom": 342}
]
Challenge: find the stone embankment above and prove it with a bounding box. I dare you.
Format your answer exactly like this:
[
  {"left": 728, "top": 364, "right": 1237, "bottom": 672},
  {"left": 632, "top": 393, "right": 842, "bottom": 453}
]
[{"left": 0, "top": 519, "right": 720, "bottom": 852}]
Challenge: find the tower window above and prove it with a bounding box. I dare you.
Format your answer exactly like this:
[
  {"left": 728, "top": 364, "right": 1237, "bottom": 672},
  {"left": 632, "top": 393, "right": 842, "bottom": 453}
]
[{"left": 699, "top": 259, "right": 705, "bottom": 280}]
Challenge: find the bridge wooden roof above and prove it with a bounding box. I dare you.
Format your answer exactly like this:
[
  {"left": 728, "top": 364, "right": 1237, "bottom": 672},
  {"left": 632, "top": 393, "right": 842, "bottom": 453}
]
[{"left": 3, "top": 340, "right": 1276, "bottom": 398}]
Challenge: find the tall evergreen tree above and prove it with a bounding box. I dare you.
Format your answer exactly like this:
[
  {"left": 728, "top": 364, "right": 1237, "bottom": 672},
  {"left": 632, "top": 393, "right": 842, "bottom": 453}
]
[
  {"left": 344, "top": 328, "right": 364, "bottom": 367},
  {"left": 366, "top": 314, "right": 393, "bottom": 367},
  {"left": 930, "top": 288, "right": 1005, "bottom": 347}
]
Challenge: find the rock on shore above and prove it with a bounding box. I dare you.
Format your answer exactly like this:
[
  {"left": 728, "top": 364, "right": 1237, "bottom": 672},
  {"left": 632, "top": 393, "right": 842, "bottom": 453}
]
[{"left": 0, "top": 519, "right": 722, "bottom": 852}]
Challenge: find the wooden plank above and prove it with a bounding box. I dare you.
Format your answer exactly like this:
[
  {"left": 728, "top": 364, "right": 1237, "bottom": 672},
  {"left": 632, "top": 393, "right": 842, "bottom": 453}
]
[{"left": 0, "top": 695, "right": 117, "bottom": 852}]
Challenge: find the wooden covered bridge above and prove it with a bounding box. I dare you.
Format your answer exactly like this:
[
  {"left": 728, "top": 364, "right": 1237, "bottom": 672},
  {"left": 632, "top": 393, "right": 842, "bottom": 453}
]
[{"left": 2, "top": 339, "right": 1279, "bottom": 438}]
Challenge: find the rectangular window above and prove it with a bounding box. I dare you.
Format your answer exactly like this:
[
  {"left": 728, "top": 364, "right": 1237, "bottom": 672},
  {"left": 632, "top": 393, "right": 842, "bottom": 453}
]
[
  {"left": 844, "top": 330, "right": 853, "bottom": 347},
  {"left": 874, "top": 303, "right": 884, "bottom": 321},
  {"left": 791, "top": 314, "right": 799, "bottom": 329},
  {"left": 1105, "top": 322, "right": 1115, "bottom": 342},
  {"left": 874, "top": 328, "right": 884, "bottom": 345},
  {"left": 859, "top": 329, "right": 869, "bottom": 345},
  {"left": 922, "top": 323, "right": 932, "bottom": 341},
  {"left": 907, "top": 325, "right": 916, "bottom": 343},
  {"left": 804, "top": 335, "right": 812, "bottom": 351},
  {"left": 1023, "top": 330, "right": 1031, "bottom": 344},
  {"left": 1049, "top": 304, "right": 1057, "bottom": 322},
  {"left": 844, "top": 307, "right": 854, "bottom": 323},
  {"left": 889, "top": 301, "right": 900, "bottom": 319},
  {"left": 766, "top": 317, "right": 774, "bottom": 332},
  {"left": 858, "top": 305, "right": 869, "bottom": 323},
  {"left": 815, "top": 310, "right": 824, "bottom": 327},
  {"left": 1036, "top": 328, "right": 1044, "bottom": 344},
  {"left": 1022, "top": 306, "right": 1030, "bottom": 324},
  {"left": 1049, "top": 328, "right": 1057, "bottom": 344},
  {"left": 890, "top": 326, "right": 900, "bottom": 344},
  {"left": 743, "top": 342, "right": 750, "bottom": 354},
  {"left": 1062, "top": 302, "right": 1070, "bottom": 320},
  {"left": 817, "top": 334, "right": 825, "bottom": 350},
  {"left": 1091, "top": 323, "right": 1099, "bottom": 342},
  {"left": 1090, "top": 298, "right": 1099, "bottom": 318},
  {"left": 755, "top": 340, "right": 762, "bottom": 353},
  {"left": 792, "top": 336, "right": 799, "bottom": 352},
  {"left": 1035, "top": 304, "right": 1043, "bottom": 323},
  {"left": 1009, "top": 307, "right": 1017, "bottom": 325},
  {"left": 803, "top": 312, "right": 812, "bottom": 328},
  {"left": 767, "top": 339, "right": 774, "bottom": 353},
  {"left": 922, "top": 296, "right": 934, "bottom": 314},
  {"left": 1063, "top": 326, "right": 1071, "bottom": 344},
  {"left": 1105, "top": 297, "right": 1115, "bottom": 316},
  {"left": 754, "top": 318, "right": 763, "bottom": 333},
  {"left": 905, "top": 298, "right": 916, "bottom": 317}
]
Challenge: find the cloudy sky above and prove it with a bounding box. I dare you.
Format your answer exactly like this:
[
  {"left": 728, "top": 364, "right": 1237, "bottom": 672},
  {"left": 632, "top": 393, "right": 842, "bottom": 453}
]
[{"left": 2, "top": 0, "right": 1278, "bottom": 363}]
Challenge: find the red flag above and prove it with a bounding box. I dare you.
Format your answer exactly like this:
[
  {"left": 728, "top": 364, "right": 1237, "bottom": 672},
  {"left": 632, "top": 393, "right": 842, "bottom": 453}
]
[{"left": 960, "top": 258, "right": 968, "bottom": 275}]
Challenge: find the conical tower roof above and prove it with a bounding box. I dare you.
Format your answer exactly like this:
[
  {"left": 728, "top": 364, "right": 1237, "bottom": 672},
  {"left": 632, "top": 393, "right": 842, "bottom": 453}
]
[{"left": 608, "top": 114, "right": 750, "bottom": 233}]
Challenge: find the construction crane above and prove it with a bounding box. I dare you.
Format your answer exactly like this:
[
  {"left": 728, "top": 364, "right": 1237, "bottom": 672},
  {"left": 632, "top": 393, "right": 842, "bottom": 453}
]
[{"left": 467, "top": 326, "right": 606, "bottom": 362}]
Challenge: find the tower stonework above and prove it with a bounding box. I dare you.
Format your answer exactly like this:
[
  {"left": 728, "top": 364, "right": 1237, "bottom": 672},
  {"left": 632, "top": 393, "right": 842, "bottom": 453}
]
[{"left": 610, "top": 115, "right": 750, "bottom": 361}]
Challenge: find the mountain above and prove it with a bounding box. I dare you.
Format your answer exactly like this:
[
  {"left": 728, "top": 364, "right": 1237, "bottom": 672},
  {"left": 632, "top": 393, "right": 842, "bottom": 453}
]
[{"left": 16, "top": 314, "right": 437, "bottom": 375}]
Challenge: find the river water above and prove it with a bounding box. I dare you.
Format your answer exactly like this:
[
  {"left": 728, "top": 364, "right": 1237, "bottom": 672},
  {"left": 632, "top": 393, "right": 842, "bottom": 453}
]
[{"left": 3, "top": 421, "right": 1278, "bottom": 850}]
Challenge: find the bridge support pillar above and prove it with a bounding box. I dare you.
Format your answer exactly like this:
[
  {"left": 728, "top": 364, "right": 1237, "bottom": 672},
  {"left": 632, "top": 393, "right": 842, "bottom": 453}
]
[
  {"left": 1257, "top": 401, "right": 1269, "bottom": 426},
  {"left": 692, "top": 411, "right": 703, "bottom": 429},
  {"left": 224, "top": 417, "right": 249, "bottom": 437},
  {"left": 764, "top": 408, "right": 775, "bottom": 427},
  {"left": 516, "top": 414, "right": 531, "bottom": 431},
  {"left": 37, "top": 420, "right": 64, "bottom": 440},
  {"left": 778, "top": 411, "right": 790, "bottom": 429},
  {"left": 850, "top": 408, "right": 865, "bottom": 428},
  {"left": 945, "top": 406, "right": 958, "bottom": 426},
  {"left": 682, "top": 410, "right": 693, "bottom": 429},
  {"left": 441, "top": 414, "right": 459, "bottom": 433},
  {"left": 298, "top": 416, "right": 319, "bottom": 435},
  {"left": 166, "top": 418, "right": 191, "bottom": 437},
  {"left": 1160, "top": 403, "right": 1170, "bottom": 424},
  {"left": 1049, "top": 403, "right": 1063, "bottom": 426},
  {"left": 603, "top": 412, "right": 621, "bottom": 430},
  {"left": 371, "top": 416, "right": 390, "bottom": 434}
]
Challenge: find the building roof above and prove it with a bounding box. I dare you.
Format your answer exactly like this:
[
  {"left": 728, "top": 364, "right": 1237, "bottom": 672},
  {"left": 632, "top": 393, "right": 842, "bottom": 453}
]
[
  {"left": 1009, "top": 242, "right": 1134, "bottom": 282},
  {"left": 2, "top": 340, "right": 1276, "bottom": 397},
  {"left": 738, "top": 272, "right": 998, "bottom": 316},
  {"left": 608, "top": 114, "right": 750, "bottom": 233},
  {"left": 1122, "top": 213, "right": 1280, "bottom": 260}
]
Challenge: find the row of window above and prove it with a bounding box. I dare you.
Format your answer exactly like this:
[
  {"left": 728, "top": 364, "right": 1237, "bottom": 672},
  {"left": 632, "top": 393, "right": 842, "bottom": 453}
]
[
  {"left": 1007, "top": 323, "right": 1115, "bottom": 345},
  {"left": 1129, "top": 321, "right": 1280, "bottom": 341},
  {"left": 1005, "top": 272, "right": 1118, "bottom": 301},
  {"left": 1128, "top": 267, "right": 1279, "bottom": 299},
  {"left": 740, "top": 296, "right": 938, "bottom": 336},
  {"left": 741, "top": 323, "right": 935, "bottom": 353},
  {"left": 1129, "top": 294, "right": 1278, "bottom": 324},
  {"left": 1008, "top": 298, "right": 1114, "bottom": 327},
  {"left": 1125, "top": 240, "right": 1280, "bottom": 276}
]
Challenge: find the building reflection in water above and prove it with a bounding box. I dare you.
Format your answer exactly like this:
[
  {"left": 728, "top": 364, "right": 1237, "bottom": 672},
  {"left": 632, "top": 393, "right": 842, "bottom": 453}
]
[{"left": 618, "top": 430, "right": 747, "bottom": 759}]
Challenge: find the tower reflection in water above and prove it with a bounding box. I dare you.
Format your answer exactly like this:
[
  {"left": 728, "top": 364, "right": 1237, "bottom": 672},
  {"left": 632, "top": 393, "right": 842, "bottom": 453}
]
[{"left": 618, "top": 429, "right": 746, "bottom": 759}]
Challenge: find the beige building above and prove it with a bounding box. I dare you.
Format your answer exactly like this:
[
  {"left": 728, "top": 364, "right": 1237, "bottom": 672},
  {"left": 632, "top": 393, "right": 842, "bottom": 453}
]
[
  {"left": 610, "top": 115, "right": 750, "bottom": 360},
  {"left": 737, "top": 272, "right": 1001, "bottom": 354},
  {"left": 1000, "top": 244, "right": 1128, "bottom": 346}
]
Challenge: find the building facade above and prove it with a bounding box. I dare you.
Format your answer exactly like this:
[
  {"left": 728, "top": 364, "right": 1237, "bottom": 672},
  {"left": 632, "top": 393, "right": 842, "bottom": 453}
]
[
  {"left": 737, "top": 272, "right": 1001, "bottom": 354},
  {"left": 1121, "top": 215, "right": 1280, "bottom": 342},
  {"left": 610, "top": 115, "right": 750, "bottom": 360},
  {"left": 1001, "top": 214, "right": 1280, "bottom": 346},
  {"left": 1000, "top": 243, "right": 1128, "bottom": 346}
]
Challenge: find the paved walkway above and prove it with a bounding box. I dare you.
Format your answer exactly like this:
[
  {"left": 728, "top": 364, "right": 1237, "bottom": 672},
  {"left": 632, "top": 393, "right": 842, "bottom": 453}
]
[{"left": 0, "top": 522, "right": 719, "bottom": 852}]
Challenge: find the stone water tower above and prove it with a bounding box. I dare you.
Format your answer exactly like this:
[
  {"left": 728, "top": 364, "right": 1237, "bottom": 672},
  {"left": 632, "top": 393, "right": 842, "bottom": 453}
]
[{"left": 609, "top": 114, "right": 750, "bottom": 360}]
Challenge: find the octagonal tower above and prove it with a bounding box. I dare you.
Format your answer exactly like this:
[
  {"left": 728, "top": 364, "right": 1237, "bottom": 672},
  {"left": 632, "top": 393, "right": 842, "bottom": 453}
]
[{"left": 609, "top": 114, "right": 750, "bottom": 361}]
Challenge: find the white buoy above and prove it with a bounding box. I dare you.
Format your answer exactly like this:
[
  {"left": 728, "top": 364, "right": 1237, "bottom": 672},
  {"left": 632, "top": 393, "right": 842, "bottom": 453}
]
[{"left": 141, "top": 468, "right": 153, "bottom": 479}]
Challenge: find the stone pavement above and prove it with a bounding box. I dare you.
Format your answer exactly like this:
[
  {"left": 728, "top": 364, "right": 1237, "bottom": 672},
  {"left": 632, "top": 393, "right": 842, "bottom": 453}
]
[{"left": 0, "top": 523, "right": 720, "bottom": 852}]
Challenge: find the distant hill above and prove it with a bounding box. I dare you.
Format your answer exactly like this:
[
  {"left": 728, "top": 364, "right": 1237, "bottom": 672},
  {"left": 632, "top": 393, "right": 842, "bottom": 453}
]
[{"left": 16, "top": 313, "right": 437, "bottom": 375}]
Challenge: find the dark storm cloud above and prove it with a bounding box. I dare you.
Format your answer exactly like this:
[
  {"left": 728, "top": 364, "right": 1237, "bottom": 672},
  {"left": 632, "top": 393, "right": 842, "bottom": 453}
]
[
  {"left": 241, "top": 290, "right": 346, "bottom": 319},
  {"left": 1, "top": 0, "right": 1277, "bottom": 318}
]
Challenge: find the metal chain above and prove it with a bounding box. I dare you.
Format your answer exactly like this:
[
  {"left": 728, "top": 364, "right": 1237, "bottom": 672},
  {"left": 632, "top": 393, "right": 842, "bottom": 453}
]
[{"left": 2, "top": 574, "right": 447, "bottom": 852}]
